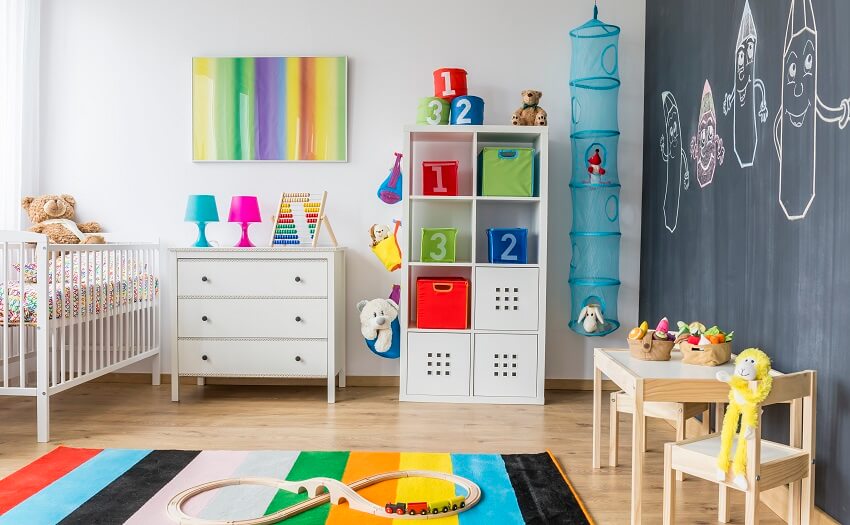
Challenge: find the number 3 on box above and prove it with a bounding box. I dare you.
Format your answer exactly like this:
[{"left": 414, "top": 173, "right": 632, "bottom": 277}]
[
  {"left": 426, "top": 99, "right": 443, "bottom": 125},
  {"left": 429, "top": 232, "right": 448, "bottom": 261}
]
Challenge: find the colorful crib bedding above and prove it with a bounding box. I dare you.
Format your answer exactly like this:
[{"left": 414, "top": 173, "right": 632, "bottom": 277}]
[{"left": 1, "top": 255, "right": 158, "bottom": 325}]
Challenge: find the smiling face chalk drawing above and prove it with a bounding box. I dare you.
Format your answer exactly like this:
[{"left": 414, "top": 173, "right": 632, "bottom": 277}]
[
  {"left": 691, "top": 80, "right": 725, "bottom": 189},
  {"left": 660, "top": 91, "right": 689, "bottom": 233}
]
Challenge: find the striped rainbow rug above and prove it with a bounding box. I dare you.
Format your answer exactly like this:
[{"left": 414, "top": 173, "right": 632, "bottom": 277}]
[{"left": 0, "top": 448, "right": 592, "bottom": 525}]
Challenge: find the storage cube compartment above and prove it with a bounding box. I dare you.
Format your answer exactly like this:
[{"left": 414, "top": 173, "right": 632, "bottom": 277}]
[
  {"left": 410, "top": 200, "right": 472, "bottom": 263},
  {"left": 420, "top": 227, "right": 457, "bottom": 263},
  {"left": 475, "top": 200, "right": 539, "bottom": 264},
  {"left": 416, "top": 277, "right": 469, "bottom": 329},
  {"left": 406, "top": 332, "right": 471, "bottom": 396},
  {"left": 411, "top": 133, "right": 473, "bottom": 196},
  {"left": 422, "top": 161, "right": 459, "bottom": 196},
  {"left": 487, "top": 228, "right": 528, "bottom": 264},
  {"left": 473, "top": 334, "right": 538, "bottom": 397},
  {"left": 407, "top": 266, "right": 471, "bottom": 329},
  {"left": 478, "top": 147, "right": 535, "bottom": 197},
  {"left": 474, "top": 266, "right": 539, "bottom": 331}
]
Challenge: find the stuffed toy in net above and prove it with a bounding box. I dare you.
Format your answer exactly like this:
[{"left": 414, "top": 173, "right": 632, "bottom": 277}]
[{"left": 370, "top": 220, "right": 402, "bottom": 272}]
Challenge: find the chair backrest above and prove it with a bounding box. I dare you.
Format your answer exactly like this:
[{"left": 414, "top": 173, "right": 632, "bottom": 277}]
[{"left": 762, "top": 370, "right": 816, "bottom": 406}]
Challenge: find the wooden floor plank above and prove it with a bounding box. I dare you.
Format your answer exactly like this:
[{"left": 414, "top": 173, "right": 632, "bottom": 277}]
[{"left": 0, "top": 384, "right": 784, "bottom": 524}]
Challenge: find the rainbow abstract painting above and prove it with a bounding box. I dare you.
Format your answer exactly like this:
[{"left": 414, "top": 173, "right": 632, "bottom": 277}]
[{"left": 192, "top": 56, "right": 347, "bottom": 162}]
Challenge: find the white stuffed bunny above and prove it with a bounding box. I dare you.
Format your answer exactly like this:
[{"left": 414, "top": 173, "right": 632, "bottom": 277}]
[{"left": 578, "top": 304, "right": 605, "bottom": 333}]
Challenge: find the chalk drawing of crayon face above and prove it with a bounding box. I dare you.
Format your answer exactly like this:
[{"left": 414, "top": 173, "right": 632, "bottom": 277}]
[
  {"left": 660, "top": 91, "right": 690, "bottom": 233},
  {"left": 723, "top": 0, "right": 768, "bottom": 168},
  {"left": 774, "top": 0, "right": 850, "bottom": 221},
  {"left": 691, "top": 80, "right": 725, "bottom": 188}
]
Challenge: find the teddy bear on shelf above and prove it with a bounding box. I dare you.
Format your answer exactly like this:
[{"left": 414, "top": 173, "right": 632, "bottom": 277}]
[
  {"left": 512, "top": 90, "right": 548, "bottom": 126},
  {"left": 715, "top": 348, "right": 773, "bottom": 490},
  {"left": 21, "top": 194, "right": 105, "bottom": 244},
  {"left": 356, "top": 297, "right": 399, "bottom": 353}
]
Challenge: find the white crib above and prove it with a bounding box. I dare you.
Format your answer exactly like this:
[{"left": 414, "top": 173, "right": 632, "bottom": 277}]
[{"left": 0, "top": 231, "right": 161, "bottom": 442}]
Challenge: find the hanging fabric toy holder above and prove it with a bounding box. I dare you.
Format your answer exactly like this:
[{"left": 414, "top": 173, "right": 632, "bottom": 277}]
[
  {"left": 371, "top": 220, "right": 403, "bottom": 272},
  {"left": 377, "top": 152, "right": 404, "bottom": 204},
  {"left": 364, "top": 285, "right": 401, "bottom": 359}
]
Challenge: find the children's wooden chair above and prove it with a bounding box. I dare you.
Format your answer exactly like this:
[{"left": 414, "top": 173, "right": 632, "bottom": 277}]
[
  {"left": 609, "top": 391, "right": 710, "bottom": 480},
  {"left": 662, "top": 371, "right": 816, "bottom": 525}
]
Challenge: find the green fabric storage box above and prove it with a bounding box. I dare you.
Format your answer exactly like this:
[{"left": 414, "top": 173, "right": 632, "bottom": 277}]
[
  {"left": 478, "top": 147, "right": 535, "bottom": 196},
  {"left": 421, "top": 227, "right": 457, "bottom": 262}
]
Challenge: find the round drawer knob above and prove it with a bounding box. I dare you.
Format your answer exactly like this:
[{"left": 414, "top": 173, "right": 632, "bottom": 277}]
[
  {"left": 295, "top": 355, "right": 302, "bottom": 362},
  {"left": 201, "top": 276, "right": 208, "bottom": 282},
  {"left": 201, "top": 315, "right": 208, "bottom": 322},
  {"left": 201, "top": 355, "right": 208, "bottom": 361},
  {"left": 294, "top": 276, "right": 302, "bottom": 283},
  {"left": 295, "top": 316, "right": 302, "bottom": 322}
]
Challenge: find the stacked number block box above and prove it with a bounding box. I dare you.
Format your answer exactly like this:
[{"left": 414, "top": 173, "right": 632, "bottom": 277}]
[{"left": 568, "top": 10, "right": 622, "bottom": 336}]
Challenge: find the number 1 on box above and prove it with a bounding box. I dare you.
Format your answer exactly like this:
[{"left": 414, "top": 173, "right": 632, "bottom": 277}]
[
  {"left": 440, "top": 71, "right": 455, "bottom": 97},
  {"left": 431, "top": 165, "right": 448, "bottom": 193}
]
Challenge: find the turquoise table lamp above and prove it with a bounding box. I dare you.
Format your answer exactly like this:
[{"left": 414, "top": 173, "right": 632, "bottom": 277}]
[{"left": 185, "top": 195, "right": 219, "bottom": 247}]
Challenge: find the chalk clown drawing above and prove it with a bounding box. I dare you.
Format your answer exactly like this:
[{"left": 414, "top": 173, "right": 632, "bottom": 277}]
[
  {"left": 773, "top": 0, "right": 850, "bottom": 221},
  {"left": 723, "top": 0, "right": 768, "bottom": 168},
  {"left": 660, "top": 91, "right": 690, "bottom": 233},
  {"left": 691, "top": 80, "right": 725, "bottom": 188}
]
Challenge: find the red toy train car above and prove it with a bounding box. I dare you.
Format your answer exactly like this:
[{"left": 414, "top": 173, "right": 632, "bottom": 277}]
[{"left": 385, "top": 496, "right": 466, "bottom": 516}]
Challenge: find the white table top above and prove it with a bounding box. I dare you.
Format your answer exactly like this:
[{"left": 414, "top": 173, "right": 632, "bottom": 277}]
[{"left": 601, "top": 348, "right": 736, "bottom": 380}]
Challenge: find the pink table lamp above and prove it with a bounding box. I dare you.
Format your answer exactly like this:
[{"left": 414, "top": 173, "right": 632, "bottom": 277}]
[{"left": 228, "top": 196, "right": 262, "bottom": 247}]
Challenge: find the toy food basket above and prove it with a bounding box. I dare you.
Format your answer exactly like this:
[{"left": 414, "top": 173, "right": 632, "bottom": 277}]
[
  {"left": 676, "top": 335, "right": 732, "bottom": 366},
  {"left": 628, "top": 330, "right": 674, "bottom": 361}
]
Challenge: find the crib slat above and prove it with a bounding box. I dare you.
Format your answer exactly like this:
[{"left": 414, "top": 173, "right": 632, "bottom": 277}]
[
  {"left": 59, "top": 251, "right": 66, "bottom": 384},
  {"left": 2, "top": 242, "right": 8, "bottom": 388},
  {"left": 19, "top": 243, "right": 27, "bottom": 387}
]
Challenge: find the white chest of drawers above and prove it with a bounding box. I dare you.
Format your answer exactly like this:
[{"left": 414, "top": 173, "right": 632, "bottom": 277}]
[{"left": 169, "top": 247, "right": 345, "bottom": 403}]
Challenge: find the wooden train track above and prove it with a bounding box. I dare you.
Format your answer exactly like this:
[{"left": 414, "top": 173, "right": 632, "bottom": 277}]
[{"left": 166, "top": 470, "right": 482, "bottom": 524}]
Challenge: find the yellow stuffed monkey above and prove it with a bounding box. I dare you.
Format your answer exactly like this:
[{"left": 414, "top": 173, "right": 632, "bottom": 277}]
[{"left": 715, "top": 348, "right": 773, "bottom": 490}]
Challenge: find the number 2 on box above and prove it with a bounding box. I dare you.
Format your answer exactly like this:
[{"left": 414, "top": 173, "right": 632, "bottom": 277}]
[
  {"left": 440, "top": 71, "right": 456, "bottom": 97},
  {"left": 500, "top": 233, "right": 518, "bottom": 261},
  {"left": 454, "top": 99, "right": 472, "bottom": 125},
  {"left": 429, "top": 232, "right": 448, "bottom": 260}
]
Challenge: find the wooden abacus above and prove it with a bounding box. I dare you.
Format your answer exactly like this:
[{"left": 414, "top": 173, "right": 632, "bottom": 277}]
[{"left": 270, "top": 191, "right": 338, "bottom": 248}]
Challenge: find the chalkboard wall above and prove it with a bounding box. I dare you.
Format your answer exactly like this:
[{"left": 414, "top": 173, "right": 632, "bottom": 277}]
[{"left": 641, "top": 0, "right": 850, "bottom": 520}]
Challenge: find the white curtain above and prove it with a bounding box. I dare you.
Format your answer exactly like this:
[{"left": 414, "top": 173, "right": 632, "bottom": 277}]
[{"left": 0, "top": 0, "right": 40, "bottom": 230}]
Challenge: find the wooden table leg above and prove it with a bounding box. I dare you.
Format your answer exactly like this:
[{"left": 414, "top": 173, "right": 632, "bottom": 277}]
[
  {"left": 593, "top": 363, "right": 602, "bottom": 469},
  {"left": 631, "top": 379, "right": 645, "bottom": 525}
]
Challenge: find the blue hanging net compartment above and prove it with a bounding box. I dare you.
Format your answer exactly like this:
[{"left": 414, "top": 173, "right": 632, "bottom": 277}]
[{"left": 569, "top": 6, "right": 622, "bottom": 337}]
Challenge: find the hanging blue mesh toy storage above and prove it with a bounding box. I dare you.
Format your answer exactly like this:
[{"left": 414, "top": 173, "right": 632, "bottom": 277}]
[{"left": 569, "top": 5, "right": 621, "bottom": 337}]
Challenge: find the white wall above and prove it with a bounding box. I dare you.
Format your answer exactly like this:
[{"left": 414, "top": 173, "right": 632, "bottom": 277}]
[{"left": 39, "top": 0, "right": 645, "bottom": 379}]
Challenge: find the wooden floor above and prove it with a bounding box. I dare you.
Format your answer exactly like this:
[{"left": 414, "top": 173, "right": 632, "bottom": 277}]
[{"left": 0, "top": 383, "right": 784, "bottom": 524}]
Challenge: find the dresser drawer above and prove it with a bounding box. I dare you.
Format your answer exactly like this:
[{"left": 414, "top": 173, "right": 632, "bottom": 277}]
[
  {"left": 177, "top": 259, "right": 327, "bottom": 297},
  {"left": 177, "top": 298, "right": 327, "bottom": 338},
  {"left": 178, "top": 340, "right": 328, "bottom": 376}
]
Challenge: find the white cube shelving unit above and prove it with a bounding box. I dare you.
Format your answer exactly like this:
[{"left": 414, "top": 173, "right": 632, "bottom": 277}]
[{"left": 400, "top": 125, "right": 548, "bottom": 405}]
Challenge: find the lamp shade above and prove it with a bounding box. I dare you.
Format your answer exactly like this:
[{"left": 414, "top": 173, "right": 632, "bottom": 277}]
[
  {"left": 228, "top": 196, "right": 262, "bottom": 223},
  {"left": 185, "top": 195, "right": 219, "bottom": 222}
]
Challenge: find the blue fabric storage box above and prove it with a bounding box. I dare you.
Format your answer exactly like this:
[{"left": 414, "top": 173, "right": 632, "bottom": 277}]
[{"left": 487, "top": 228, "right": 528, "bottom": 264}]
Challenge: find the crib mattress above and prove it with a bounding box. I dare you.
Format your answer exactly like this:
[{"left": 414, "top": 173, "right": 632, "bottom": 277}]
[{"left": 0, "top": 276, "right": 157, "bottom": 325}]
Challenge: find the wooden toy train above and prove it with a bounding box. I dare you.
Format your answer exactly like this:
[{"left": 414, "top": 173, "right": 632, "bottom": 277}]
[{"left": 385, "top": 495, "right": 467, "bottom": 516}]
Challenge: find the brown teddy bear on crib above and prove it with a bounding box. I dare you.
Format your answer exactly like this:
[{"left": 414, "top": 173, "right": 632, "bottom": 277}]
[
  {"left": 512, "top": 90, "right": 548, "bottom": 126},
  {"left": 21, "top": 194, "right": 105, "bottom": 244}
]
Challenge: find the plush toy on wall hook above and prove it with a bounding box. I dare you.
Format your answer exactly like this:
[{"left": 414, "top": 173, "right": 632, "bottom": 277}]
[{"left": 715, "top": 348, "right": 773, "bottom": 490}]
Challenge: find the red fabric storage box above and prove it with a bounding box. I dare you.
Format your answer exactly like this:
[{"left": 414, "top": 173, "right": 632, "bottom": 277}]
[
  {"left": 416, "top": 277, "right": 469, "bottom": 329},
  {"left": 433, "top": 68, "right": 468, "bottom": 101},
  {"left": 422, "top": 161, "right": 459, "bottom": 196}
]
